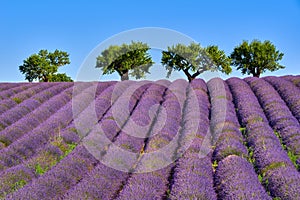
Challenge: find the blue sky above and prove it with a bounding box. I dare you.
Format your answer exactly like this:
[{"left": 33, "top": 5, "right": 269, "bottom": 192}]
[{"left": 0, "top": 0, "right": 299, "bottom": 82}]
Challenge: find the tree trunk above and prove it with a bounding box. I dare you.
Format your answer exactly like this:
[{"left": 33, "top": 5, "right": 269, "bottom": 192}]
[
  {"left": 183, "top": 69, "right": 193, "bottom": 82},
  {"left": 121, "top": 71, "right": 129, "bottom": 81},
  {"left": 253, "top": 67, "right": 261, "bottom": 78},
  {"left": 42, "top": 75, "right": 49, "bottom": 82},
  {"left": 253, "top": 73, "right": 260, "bottom": 78}
]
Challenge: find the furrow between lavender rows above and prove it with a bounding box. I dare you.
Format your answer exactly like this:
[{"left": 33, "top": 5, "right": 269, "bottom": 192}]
[{"left": 227, "top": 77, "right": 300, "bottom": 200}]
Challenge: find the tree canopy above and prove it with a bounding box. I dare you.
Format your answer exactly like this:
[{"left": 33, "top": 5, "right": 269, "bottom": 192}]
[
  {"left": 48, "top": 73, "right": 73, "bottom": 82},
  {"left": 161, "top": 42, "right": 232, "bottom": 82},
  {"left": 19, "top": 49, "right": 72, "bottom": 82},
  {"left": 96, "top": 41, "right": 154, "bottom": 81},
  {"left": 230, "top": 39, "right": 285, "bottom": 77}
]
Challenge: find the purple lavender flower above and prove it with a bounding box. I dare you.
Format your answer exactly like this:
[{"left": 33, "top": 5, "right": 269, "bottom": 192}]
[
  {"left": 264, "top": 76, "right": 300, "bottom": 122},
  {"left": 215, "top": 155, "right": 271, "bottom": 200},
  {"left": 170, "top": 154, "right": 217, "bottom": 200},
  {"left": 63, "top": 162, "right": 128, "bottom": 200}
]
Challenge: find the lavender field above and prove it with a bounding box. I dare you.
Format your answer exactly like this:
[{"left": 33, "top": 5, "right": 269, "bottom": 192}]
[{"left": 0, "top": 76, "right": 300, "bottom": 200}]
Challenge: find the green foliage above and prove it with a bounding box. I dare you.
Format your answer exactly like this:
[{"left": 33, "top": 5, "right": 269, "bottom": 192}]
[
  {"left": 258, "top": 174, "right": 263, "bottom": 183},
  {"left": 204, "top": 45, "right": 232, "bottom": 75},
  {"left": 60, "top": 143, "right": 77, "bottom": 160},
  {"left": 35, "top": 163, "right": 47, "bottom": 175},
  {"left": 161, "top": 42, "right": 232, "bottom": 82},
  {"left": 68, "top": 127, "right": 78, "bottom": 133},
  {"left": 12, "top": 179, "right": 27, "bottom": 192},
  {"left": 29, "top": 134, "right": 78, "bottom": 177},
  {"left": 287, "top": 151, "right": 299, "bottom": 170},
  {"left": 261, "top": 162, "right": 286, "bottom": 175},
  {"left": 274, "top": 131, "right": 299, "bottom": 169},
  {"left": 239, "top": 127, "right": 247, "bottom": 138},
  {"left": 216, "top": 95, "right": 226, "bottom": 99},
  {"left": 12, "top": 97, "right": 22, "bottom": 104},
  {"left": 48, "top": 73, "right": 73, "bottom": 82},
  {"left": 230, "top": 39, "right": 285, "bottom": 77},
  {"left": 19, "top": 49, "right": 71, "bottom": 82},
  {"left": 96, "top": 41, "right": 154, "bottom": 80},
  {"left": 212, "top": 160, "right": 218, "bottom": 171},
  {"left": 248, "top": 146, "right": 255, "bottom": 165}
]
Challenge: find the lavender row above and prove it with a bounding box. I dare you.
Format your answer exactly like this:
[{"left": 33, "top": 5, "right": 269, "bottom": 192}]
[
  {"left": 0, "top": 99, "right": 18, "bottom": 119},
  {"left": 63, "top": 161, "right": 128, "bottom": 200},
  {"left": 264, "top": 76, "right": 300, "bottom": 123},
  {"left": 227, "top": 77, "right": 300, "bottom": 199},
  {"left": 0, "top": 83, "right": 29, "bottom": 92},
  {"left": 245, "top": 77, "right": 300, "bottom": 167},
  {"left": 117, "top": 164, "right": 174, "bottom": 200},
  {"left": 282, "top": 75, "right": 300, "bottom": 88},
  {"left": 169, "top": 79, "right": 217, "bottom": 199},
  {"left": 208, "top": 78, "right": 248, "bottom": 162},
  {"left": 170, "top": 154, "right": 216, "bottom": 200},
  {"left": 11, "top": 82, "right": 58, "bottom": 102},
  {"left": 0, "top": 85, "right": 73, "bottom": 147},
  {"left": 176, "top": 78, "right": 210, "bottom": 154},
  {"left": 0, "top": 83, "right": 33, "bottom": 100},
  {"left": 215, "top": 155, "right": 271, "bottom": 200},
  {"left": 0, "top": 82, "right": 72, "bottom": 132},
  {"left": 64, "top": 81, "right": 169, "bottom": 199}
]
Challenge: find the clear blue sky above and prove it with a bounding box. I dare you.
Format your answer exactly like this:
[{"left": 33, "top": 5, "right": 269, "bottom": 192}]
[{"left": 0, "top": 0, "right": 299, "bottom": 82}]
